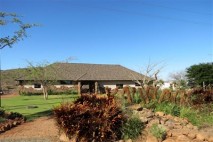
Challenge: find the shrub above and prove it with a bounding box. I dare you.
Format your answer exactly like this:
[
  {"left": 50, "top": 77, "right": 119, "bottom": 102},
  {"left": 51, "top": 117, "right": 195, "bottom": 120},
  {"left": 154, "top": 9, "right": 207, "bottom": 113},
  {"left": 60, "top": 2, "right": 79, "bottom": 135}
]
[
  {"left": 122, "top": 116, "right": 143, "bottom": 140},
  {"left": 171, "top": 105, "right": 180, "bottom": 117},
  {"left": 150, "top": 124, "right": 166, "bottom": 140},
  {"left": 0, "top": 108, "right": 5, "bottom": 117},
  {"left": 6, "top": 112, "right": 24, "bottom": 120},
  {"left": 53, "top": 95, "right": 125, "bottom": 142}
]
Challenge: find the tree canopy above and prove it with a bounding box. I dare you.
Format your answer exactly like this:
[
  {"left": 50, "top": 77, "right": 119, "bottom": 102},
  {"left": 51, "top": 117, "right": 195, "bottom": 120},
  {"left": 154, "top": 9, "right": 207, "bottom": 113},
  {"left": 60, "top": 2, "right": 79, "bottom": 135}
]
[
  {"left": 186, "top": 62, "right": 213, "bottom": 86},
  {"left": 0, "top": 12, "right": 37, "bottom": 49}
]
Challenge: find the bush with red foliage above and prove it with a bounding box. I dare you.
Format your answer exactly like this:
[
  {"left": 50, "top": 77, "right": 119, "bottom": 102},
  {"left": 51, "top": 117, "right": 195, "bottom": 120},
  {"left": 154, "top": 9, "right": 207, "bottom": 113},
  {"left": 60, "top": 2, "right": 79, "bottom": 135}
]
[{"left": 53, "top": 95, "right": 125, "bottom": 142}]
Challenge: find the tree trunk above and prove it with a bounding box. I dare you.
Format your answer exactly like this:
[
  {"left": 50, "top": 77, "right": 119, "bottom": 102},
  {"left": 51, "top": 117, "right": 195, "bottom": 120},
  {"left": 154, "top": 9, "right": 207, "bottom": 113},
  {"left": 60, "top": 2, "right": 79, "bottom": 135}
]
[{"left": 42, "top": 86, "right": 48, "bottom": 100}]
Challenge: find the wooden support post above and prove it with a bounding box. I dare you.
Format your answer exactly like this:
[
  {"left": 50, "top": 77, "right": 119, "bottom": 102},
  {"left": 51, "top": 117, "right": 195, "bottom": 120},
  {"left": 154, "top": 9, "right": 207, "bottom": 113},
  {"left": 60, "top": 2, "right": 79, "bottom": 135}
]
[
  {"left": 95, "top": 82, "right": 98, "bottom": 94},
  {"left": 78, "top": 82, "right": 81, "bottom": 95}
]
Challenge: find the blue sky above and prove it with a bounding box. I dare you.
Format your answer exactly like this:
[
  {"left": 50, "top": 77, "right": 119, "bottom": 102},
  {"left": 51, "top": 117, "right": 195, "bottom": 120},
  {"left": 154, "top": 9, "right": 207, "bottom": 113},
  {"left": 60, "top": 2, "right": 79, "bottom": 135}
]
[{"left": 1, "top": 0, "right": 212, "bottom": 80}]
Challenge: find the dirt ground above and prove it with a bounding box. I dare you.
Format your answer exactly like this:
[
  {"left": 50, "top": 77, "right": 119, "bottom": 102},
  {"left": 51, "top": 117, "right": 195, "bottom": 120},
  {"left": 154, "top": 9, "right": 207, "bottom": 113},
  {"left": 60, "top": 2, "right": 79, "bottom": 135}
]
[
  {"left": 0, "top": 116, "right": 60, "bottom": 142},
  {"left": 1, "top": 93, "right": 18, "bottom": 99}
]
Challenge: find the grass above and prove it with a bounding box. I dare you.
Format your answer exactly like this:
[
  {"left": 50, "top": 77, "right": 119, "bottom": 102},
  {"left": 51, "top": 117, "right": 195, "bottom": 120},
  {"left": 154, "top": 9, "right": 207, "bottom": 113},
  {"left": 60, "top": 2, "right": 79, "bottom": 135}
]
[
  {"left": 150, "top": 124, "right": 166, "bottom": 140},
  {"left": 142, "top": 101, "right": 213, "bottom": 127},
  {"left": 1, "top": 94, "right": 78, "bottom": 121},
  {"left": 122, "top": 116, "right": 144, "bottom": 140}
]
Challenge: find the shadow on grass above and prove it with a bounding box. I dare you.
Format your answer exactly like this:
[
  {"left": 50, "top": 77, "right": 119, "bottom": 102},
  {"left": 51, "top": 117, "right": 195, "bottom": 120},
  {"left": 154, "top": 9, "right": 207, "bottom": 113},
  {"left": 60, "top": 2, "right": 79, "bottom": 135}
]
[{"left": 25, "top": 109, "right": 53, "bottom": 121}]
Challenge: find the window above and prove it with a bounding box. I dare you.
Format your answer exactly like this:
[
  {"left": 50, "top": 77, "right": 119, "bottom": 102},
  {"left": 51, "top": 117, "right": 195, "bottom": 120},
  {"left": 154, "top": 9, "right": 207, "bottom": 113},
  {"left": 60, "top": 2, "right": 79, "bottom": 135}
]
[
  {"left": 60, "top": 80, "right": 72, "bottom": 85},
  {"left": 34, "top": 83, "right": 41, "bottom": 88},
  {"left": 116, "top": 84, "right": 123, "bottom": 89},
  {"left": 135, "top": 83, "right": 141, "bottom": 86}
]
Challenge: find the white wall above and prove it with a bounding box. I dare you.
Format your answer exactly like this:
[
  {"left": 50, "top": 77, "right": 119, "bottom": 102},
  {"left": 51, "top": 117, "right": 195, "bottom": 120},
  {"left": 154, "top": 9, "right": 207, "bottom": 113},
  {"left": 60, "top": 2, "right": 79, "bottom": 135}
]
[
  {"left": 23, "top": 84, "right": 74, "bottom": 90},
  {"left": 99, "top": 81, "right": 139, "bottom": 89}
]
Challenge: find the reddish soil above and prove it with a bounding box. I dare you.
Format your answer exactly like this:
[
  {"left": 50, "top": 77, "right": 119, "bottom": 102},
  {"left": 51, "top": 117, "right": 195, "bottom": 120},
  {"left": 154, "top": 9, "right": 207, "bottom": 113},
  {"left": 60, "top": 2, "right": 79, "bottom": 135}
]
[
  {"left": 1, "top": 93, "right": 19, "bottom": 99},
  {"left": 0, "top": 116, "right": 59, "bottom": 142}
]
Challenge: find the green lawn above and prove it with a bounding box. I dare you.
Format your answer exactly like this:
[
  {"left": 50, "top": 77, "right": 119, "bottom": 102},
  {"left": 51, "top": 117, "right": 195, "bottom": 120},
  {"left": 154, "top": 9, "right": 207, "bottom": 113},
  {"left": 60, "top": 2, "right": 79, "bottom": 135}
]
[{"left": 1, "top": 94, "right": 78, "bottom": 121}]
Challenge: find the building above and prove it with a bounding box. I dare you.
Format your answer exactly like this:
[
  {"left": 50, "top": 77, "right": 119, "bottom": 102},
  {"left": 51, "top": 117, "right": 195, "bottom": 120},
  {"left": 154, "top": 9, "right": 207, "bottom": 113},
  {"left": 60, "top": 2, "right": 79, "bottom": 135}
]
[{"left": 16, "top": 63, "right": 146, "bottom": 94}]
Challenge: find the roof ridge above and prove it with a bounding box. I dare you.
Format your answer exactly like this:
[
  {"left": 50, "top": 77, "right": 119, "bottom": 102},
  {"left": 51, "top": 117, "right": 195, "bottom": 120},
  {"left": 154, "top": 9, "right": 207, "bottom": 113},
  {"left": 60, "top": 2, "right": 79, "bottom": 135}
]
[{"left": 53, "top": 62, "right": 120, "bottom": 66}]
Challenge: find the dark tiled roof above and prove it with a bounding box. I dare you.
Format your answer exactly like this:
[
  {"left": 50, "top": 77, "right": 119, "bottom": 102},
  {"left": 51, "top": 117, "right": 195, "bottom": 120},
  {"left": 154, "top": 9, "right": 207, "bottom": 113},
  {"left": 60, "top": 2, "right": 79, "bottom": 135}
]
[{"left": 17, "top": 63, "right": 146, "bottom": 81}]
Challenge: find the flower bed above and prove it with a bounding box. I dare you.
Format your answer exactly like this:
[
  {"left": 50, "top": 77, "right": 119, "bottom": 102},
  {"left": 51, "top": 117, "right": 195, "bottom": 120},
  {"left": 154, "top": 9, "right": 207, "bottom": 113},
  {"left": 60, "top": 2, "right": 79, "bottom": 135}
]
[{"left": 0, "top": 109, "right": 26, "bottom": 133}]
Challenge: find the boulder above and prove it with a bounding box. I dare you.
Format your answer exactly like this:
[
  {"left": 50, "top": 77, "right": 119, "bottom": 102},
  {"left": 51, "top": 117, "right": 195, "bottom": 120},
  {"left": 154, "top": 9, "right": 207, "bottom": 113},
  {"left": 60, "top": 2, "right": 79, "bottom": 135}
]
[
  {"left": 162, "top": 138, "right": 175, "bottom": 142},
  {"left": 176, "top": 135, "right": 191, "bottom": 142},
  {"left": 196, "top": 133, "right": 206, "bottom": 141},
  {"left": 146, "top": 134, "right": 158, "bottom": 142},
  {"left": 155, "top": 111, "right": 165, "bottom": 117}
]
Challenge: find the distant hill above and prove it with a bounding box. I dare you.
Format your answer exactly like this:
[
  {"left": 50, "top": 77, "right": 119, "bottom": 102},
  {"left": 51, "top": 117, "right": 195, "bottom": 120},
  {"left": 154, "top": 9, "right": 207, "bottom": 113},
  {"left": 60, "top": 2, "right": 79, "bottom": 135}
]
[{"left": 1, "top": 68, "right": 26, "bottom": 89}]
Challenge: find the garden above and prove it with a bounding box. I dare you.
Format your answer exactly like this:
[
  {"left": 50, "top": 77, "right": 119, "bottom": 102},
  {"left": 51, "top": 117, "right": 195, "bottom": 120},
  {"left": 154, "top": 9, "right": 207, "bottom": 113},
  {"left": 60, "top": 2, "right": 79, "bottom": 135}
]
[{"left": 53, "top": 85, "right": 213, "bottom": 142}]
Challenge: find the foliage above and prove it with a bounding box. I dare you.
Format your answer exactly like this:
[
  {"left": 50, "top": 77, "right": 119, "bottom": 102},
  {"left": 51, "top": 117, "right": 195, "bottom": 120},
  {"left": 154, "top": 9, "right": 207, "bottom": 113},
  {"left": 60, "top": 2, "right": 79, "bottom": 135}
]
[
  {"left": 18, "top": 87, "right": 78, "bottom": 96},
  {"left": 0, "top": 117, "right": 6, "bottom": 123},
  {"left": 154, "top": 102, "right": 180, "bottom": 116},
  {"left": 121, "top": 116, "right": 143, "bottom": 140},
  {"left": 0, "top": 12, "right": 37, "bottom": 49},
  {"left": 169, "top": 70, "right": 188, "bottom": 89},
  {"left": 0, "top": 108, "right": 5, "bottom": 117},
  {"left": 132, "top": 92, "right": 142, "bottom": 104},
  {"left": 142, "top": 100, "right": 157, "bottom": 110},
  {"left": 26, "top": 61, "right": 58, "bottom": 100},
  {"left": 53, "top": 95, "right": 125, "bottom": 142},
  {"left": 6, "top": 112, "right": 25, "bottom": 120},
  {"left": 180, "top": 107, "right": 199, "bottom": 125},
  {"left": 186, "top": 62, "right": 213, "bottom": 86},
  {"left": 143, "top": 101, "right": 213, "bottom": 127},
  {"left": 150, "top": 124, "right": 166, "bottom": 140}
]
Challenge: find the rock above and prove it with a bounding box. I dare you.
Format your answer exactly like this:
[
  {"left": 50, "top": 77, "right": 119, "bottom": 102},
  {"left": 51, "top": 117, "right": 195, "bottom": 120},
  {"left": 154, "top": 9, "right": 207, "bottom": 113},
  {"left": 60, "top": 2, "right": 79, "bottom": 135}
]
[
  {"left": 187, "top": 132, "right": 196, "bottom": 139},
  {"left": 59, "top": 132, "right": 70, "bottom": 142},
  {"left": 165, "top": 114, "right": 173, "bottom": 120},
  {"left": 170, "top": 129, "right": 183, "bottom": 137},
  {"left": 193, "top": 126, "right": 198, "bottom": 130},
  {"left": 140, "top": 117, "right": 148, "bottom": 124},
  {"left": 128, "top": 104, "right": 141, "bottom": 110},
  {"left": 148, "top": 118, "right": 160, "bottom": 127},
  {"left": 125, "top": 139, "right": 132, "bottom": 142},
  {"left": 173, "top": 124, "right": 183, "bottom": 129},
  {"left": 146, "top": 111, "right": 155, "bottom": 118},
  {"left": 186, "top": 123, "right": 194, "bottom": 129},
  {"left": 132, "top": 110, "right": 139, "bottom": 115},
  {"left": 162, "top": 138, "right": 175, "bottom": 142},
  {"left": 208, "top": 136, "right": 213, "bottom": 142},
  {"left": 165, "top": 120, "right": 175, "bottom": 129},
  {"left": 167, "top": 131, "right": 172, "bottom": 137},
  {"left": 160, "top": 119, "right": 165, "bottom": 125},
  {"left": 146, "top": 134, "right": 158, "bottom": 142},
  {"left": 176, "top": 135, "right": 191, "bottom": 142},
  {"left": 191, "top": 140, "right": 204, "bottom": 142},
  {"left": 181, "top": 128, "right": 190, "bottom": 135},
  {"left": 181, "top": 119, "right": 189, "bottom": 125},
  {"left": 155, "top": 111, "right": 165, "bottom": 117},
  {"left": 196, "top": 132, "right": 206, "bottom": 141},
  {"left": 173, "top": 117, "right": 181, "bottom": 122}
]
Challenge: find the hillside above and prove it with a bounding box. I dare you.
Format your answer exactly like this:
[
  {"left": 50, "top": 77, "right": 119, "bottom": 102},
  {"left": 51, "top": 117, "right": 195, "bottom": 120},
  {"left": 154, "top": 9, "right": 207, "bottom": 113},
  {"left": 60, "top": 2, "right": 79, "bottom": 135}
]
[{"left": 1, "top": 68, "right": 26, "bottom": 89}]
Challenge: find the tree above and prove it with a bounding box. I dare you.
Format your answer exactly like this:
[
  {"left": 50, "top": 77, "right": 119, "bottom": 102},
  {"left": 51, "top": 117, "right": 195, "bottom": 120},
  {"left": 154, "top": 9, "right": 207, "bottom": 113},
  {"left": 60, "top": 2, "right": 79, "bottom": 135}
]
[
  {"left": 0, "top": 12, "right": 37, "bottom": 106},
  {"left": 169, "top": 70, "right": 187, "bottom": 89},
  {"left": 0, "top": 12, "right": 37, "bottom": 49},
  {"left": 26, "top": 61, "right": 57, "bottom": 100},
  {"left": 186, "top": 62, "right": 213, "bottom": 86}
]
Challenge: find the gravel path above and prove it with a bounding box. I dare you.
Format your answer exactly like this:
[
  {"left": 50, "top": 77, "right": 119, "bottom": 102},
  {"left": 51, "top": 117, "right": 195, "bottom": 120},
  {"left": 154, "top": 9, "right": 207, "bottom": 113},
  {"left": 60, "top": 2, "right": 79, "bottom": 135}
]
[{"left": 0, "top": 117, "right": 60, "bottom": 142}]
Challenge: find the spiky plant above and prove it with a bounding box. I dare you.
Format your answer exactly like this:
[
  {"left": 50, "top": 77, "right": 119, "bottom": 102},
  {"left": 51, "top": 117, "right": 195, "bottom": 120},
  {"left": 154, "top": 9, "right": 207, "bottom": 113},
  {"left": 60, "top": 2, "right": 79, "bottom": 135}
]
[{"left": 53, "top": 95, "right": 125, "bottom": 142}]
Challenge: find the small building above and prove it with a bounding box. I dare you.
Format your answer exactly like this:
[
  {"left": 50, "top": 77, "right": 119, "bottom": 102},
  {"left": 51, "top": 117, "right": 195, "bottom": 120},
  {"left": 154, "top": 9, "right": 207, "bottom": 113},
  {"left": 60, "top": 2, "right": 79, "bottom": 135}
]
[{"left": 16, "top": 63, "right": 146, "bottom": 94}]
